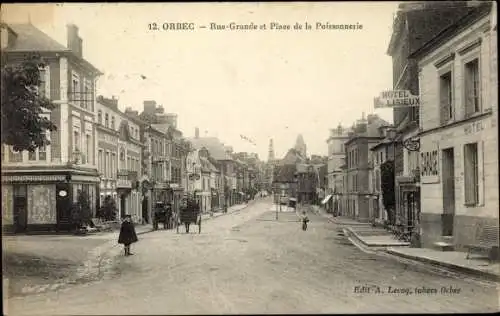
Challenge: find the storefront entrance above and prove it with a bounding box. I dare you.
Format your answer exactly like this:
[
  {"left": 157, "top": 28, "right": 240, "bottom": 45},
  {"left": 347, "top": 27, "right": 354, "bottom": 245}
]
[{"left": 13, "top": 185, "right": 28, "bottom": 233}]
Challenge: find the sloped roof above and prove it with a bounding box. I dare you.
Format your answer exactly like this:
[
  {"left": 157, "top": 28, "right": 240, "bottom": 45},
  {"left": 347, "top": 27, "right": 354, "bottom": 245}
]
[
  {"left": 5, "top": 24, "right": 70, "bottom": 52},
  {"left": 188, "top": 137, "right": 228, "bottom": 160}
]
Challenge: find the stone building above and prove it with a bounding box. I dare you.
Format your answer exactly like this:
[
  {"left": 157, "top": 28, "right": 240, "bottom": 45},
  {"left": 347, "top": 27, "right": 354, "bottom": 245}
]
[
  {"left": 95, "top": 96, "right": 144, "bottom": 222},
  {"left": 411, "top": 2, "right": 498, "bottom": 250},
  {"left": 386, "top": 1, "right": 480, "bottom": 236},
  {"left": 344, "top": 113, "right": 390, "bottom": 222},
  {"left": 1, "top": 23, "right": 102, "bottom": 232},
  {"left": 326, "top": 124, "right": 352, "bottom": 213}
]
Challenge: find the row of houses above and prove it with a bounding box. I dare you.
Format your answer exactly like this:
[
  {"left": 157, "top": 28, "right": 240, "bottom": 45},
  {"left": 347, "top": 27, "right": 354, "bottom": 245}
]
[
  {"left": 1, "top": 22, "right": 262, "bottom": 233},
  {"left": 325, "top": 1, "right": 498, "bottom": 251}
]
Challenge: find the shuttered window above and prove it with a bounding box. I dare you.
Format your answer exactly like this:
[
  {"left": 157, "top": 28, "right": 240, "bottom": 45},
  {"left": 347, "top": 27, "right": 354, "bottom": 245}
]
[
  {"left": 464, "top": 58, "right": 480, "bottom": 117},
  {"left": 464, "top": 143, "right": 479, "bottom": 205},
  {"left": 439, "top": 71, "right": 453, "bottom": 124}
]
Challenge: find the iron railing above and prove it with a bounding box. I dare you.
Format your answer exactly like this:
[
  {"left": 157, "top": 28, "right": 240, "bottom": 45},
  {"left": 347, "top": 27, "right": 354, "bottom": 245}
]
[{"left": 68, "top": 91, "right": 94, "bottom": 110}]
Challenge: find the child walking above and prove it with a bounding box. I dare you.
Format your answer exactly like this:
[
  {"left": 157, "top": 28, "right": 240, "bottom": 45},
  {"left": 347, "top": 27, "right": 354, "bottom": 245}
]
[
  {"left": 118, "top": 214, "right": 138, "bottom": 256},
  {"left": 301, "top": 211, "right": 309, "bottom": 231}
]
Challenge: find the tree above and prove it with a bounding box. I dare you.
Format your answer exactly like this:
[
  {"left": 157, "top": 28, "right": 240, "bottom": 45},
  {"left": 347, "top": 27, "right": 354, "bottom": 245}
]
[
  {"left": 1, "top": 54, "right": 57, "bottom": 152},
  {"left": 380, "top": 160, "right": 396, "bottom": 225},
  {"left": 97, "top": 195, "right": 117, "bottom": 221}
]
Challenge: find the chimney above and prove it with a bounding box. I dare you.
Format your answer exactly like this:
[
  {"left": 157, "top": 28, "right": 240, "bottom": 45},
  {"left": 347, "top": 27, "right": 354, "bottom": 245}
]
[
  {"left": 195, "top": 127, "right": 199, "bottom": 138},
  {"left": 143, "top": 100, "right": 156, "bottom": 114},
  {"left": 67, "top": 24, "right": 82, "bottom": 58}
]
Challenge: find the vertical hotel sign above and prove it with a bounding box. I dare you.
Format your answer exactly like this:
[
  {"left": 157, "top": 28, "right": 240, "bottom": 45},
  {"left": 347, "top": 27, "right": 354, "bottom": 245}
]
[{"left": 373, "top": 90, "right": 420, "bottom": 109}]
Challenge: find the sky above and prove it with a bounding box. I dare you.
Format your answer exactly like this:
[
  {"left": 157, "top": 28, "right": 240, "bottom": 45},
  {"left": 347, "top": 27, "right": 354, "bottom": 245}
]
[{"left": 3, "top": 2, "right": 397, "bottom": 161}]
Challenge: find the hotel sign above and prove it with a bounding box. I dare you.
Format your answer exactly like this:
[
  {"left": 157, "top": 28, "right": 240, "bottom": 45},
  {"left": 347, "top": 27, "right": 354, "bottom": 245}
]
[{"left": 374, "top": 90, "right": 420, "bottom": 109}]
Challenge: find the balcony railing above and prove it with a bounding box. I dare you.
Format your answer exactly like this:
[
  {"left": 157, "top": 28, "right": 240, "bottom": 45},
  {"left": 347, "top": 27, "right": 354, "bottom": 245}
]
[{"left": 68, "top": 91, "right": 94, "bottom": 110}]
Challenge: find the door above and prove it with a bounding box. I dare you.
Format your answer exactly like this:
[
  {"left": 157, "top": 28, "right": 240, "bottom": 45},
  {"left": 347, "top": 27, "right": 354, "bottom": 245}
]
[
  {"left": 142, "top": 196, "right": 149, "bottom": 223},
  {"left": 56, "top": 183, "right": 72, "bottom": 231},
  {"left": 120, "top": 194, "right": 126, "bottom": 218},
  {"left": 442, "top": 148, "right": 455, "bottom": 236},
  {"left": 13, "top": 185, "right": 28, "bottom": 233}
]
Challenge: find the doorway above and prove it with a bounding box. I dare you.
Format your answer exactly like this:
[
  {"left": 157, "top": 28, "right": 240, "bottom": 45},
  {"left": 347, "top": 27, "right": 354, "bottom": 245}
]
[
  {"left": 442, "top": 147, "right": 455, "bottom": 236},
  {"left": 13, "top": 185, "right": 28, "bottom": 233},
  {"left": 120, "top": 194, "right": 126, "bottom": 219},
  {"left": 142, "top": 196, "right": 149, "bottom": 224},
  {"left": 56, "top": 183, "right": 72, "bottom": 231}
]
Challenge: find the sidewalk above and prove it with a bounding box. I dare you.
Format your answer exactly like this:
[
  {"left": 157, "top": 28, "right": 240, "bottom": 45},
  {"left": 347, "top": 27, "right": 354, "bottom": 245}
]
[
  {"left": 317, "top": 208, "right": 500, "bottom": 282},
  {"left": 200, "top": 203, "right": 250, "bottom": 221},
  {"left": 386, "top": 247, "right": 500, "bottom": 282}
]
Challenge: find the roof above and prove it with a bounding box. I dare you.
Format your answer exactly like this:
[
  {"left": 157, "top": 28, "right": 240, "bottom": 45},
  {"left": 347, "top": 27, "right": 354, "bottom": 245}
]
[
  {"left": 370, "top": 139, "right": 393, "bottom": 151},
  {"left": 4, "top": 23, "right": 103, "bottom": 75},
  {"left": 5, "top": 24, "right": 70, "bottom": 52},
  {"left": 188, "top": 137, "right": 228, "bottom": 161},
  {"left": 409, "top": 2, "right": 492, "bottom": 60},
  {"left": 387, "top": 3, "right": 476, "bottom": 56}
]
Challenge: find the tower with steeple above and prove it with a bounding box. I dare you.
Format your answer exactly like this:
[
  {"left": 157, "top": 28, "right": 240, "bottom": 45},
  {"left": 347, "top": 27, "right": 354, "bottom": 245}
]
[
  {"left": 267, "top": 138, "right": 275, "bottom": 162},
  {"left": 294, "top": 134, "right": 307, "bottom": 158}
]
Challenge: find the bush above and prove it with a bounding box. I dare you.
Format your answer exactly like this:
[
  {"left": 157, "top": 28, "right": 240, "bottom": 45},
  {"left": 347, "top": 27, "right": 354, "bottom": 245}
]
[{"left": 97, "top": 195, "right": 117, "bottom": 221}]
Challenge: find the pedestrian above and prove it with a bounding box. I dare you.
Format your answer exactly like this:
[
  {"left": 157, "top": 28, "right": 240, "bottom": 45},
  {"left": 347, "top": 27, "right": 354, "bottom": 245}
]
[
  {"left": 118, "top": 214, "right": 138, "bottom": 256},
  {"left": 301, "top": 211, "right": 309, "bottom": 231}
]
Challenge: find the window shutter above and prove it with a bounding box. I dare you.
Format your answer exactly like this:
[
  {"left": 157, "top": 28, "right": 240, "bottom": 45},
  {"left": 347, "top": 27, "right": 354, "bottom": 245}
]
[
  {"left": 439, "top": 78, "right": 448, "bottom": 124},
  {"left": 463, "top": 145, "right": 473, "bottom": 205},
  {"left": 464, "top": 65, "right": 474, "bottom": 117},
  {"left": 477, "top": 141, "right": 484, "bottom": 205}
]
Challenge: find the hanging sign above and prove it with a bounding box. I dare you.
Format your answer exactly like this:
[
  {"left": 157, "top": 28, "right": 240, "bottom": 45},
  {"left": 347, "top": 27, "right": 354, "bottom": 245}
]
[{"left": 373, "top": 90, "right": 420, "bottom": 109}]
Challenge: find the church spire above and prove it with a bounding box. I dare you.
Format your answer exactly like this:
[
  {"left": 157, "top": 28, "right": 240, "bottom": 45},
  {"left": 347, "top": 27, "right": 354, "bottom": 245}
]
[
  {"left": 294, "top": 134, "right": 307, "bottom": 158},
  {"left": 267, "top": 138, "right": 275, "bottom": 162}
]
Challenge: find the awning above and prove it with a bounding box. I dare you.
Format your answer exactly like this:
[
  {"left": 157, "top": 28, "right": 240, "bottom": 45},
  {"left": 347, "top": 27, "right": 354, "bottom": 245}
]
[
  {"left": 321, "top": 195, "right": 333, "bottom": 205},
  {"left": 238, "top": 191, "right": 245, "bottom": 195}
]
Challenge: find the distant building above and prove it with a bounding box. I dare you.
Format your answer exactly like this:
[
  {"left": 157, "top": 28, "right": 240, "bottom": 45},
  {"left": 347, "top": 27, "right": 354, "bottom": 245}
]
[
  {"left": 294, "top": 134, "right": 307, "bottom": 158},
  {"left": 343, "top": 113, "right": 390, "bottom": 222},
  {"left": 326, "top": 124, "right": 352, "bottom": 212}
]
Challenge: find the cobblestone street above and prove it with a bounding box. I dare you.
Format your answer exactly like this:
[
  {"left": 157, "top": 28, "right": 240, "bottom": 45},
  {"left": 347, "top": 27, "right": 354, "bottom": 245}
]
[{"left": 6, "top": 200, "right": 498, "bottom": 315}]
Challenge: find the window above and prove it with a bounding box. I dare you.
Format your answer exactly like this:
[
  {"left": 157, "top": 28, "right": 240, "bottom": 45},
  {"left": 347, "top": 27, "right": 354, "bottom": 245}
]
[
  {"left": 73, "top": 130, "right": 80, "bottom": 151},
  {"left": 86, "top": 134, "right": 91, "bottom": 164},
  {"left": 97, "top": 111, "right": 102, "bottom": 125},
  {"left": 464, "top": 58, "right": 480, "bottom": 116},
  {"left": 439, "top": 71, "right": 453, "bottom": 123},
  {"left": 98, "top": 150, "right": 103, "bottom": 174},
  {"left": 105, "top": 114, "right": 109, "bottom": 128},
  {"left": 72, "top": 73, "right": 80, "bottom": 106},
  {"left": 111, "top": 117, "right": 115, "bottom": 130},
  {"left": 105, "top": 152, "right": 110, "bottom": 178},
  {"left": 127, "top": 157, "right": 131, "bottom": 170},
  {"left": 39, "top": 140, "right": 47, "bottom": 161},
  {"left": 464, "top": 143, "right": 479, "bottom": 206},
  {"left": 111, "top": 153, "right": 116, "bottom": 178}
]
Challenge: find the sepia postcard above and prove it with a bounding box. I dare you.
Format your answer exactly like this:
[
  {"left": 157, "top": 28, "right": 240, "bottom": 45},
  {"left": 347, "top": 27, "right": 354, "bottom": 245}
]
[{"left": 1, "top": 1, "right": 499, "bottom": 315}]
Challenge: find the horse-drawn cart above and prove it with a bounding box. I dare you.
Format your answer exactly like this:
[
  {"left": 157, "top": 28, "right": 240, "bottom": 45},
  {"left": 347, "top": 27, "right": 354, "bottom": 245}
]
[{"left": 176, "top": 197, "right": 201, "bottom": 234}]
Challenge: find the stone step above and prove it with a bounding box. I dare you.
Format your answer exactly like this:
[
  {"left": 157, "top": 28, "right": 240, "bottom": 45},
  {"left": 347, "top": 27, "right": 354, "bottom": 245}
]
[{"left": 433, "top": 241, "right": 455, "bottom": 252}]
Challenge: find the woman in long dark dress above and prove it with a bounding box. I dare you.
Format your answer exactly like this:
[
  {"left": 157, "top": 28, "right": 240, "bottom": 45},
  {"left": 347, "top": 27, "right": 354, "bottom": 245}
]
[{"left": 118, "top": 215, "right": 138, "bottom": 256}]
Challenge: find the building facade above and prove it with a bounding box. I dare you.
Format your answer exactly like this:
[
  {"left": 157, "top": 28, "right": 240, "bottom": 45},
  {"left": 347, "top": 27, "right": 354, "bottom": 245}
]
[
  {"left": 412, "top": 2, "right": 498, "bottom": 250},
  {"left": 344, "top": 114, "right": 389, "bottom": 222},
  {"left": 326, "top": 124, "right": 351, "bottom": 213},
  {"left": 386, "top": 1, "right": 480, "bottom": 237},
  {"left": 2, "top": 23, "right": 102, "bottom": 232},
  {"left": 369, "top": 127, "right": 395, "bottom": 225},
  {"left": 95, "top": 96, "right": 143, "bottom": 223}
]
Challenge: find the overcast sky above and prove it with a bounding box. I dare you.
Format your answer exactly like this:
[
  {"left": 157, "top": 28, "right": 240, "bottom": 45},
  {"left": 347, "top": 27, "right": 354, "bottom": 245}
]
[{"left": 3, "top": 2, "right": 396, "bottom": 161}]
